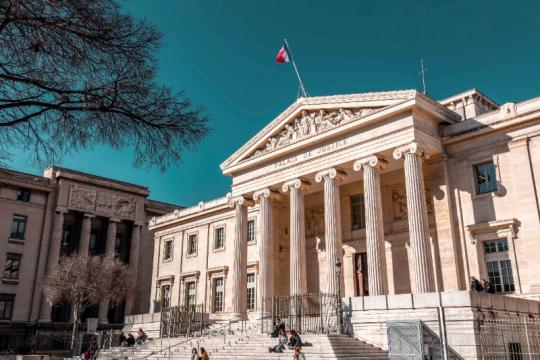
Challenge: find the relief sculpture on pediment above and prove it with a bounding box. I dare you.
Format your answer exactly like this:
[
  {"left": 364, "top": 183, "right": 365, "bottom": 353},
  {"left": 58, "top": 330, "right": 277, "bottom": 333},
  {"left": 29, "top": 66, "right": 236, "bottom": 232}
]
[
  {"left": 250, "top": 107, "right": 376, "bottom": 159},
  {"left": 69, "top": 185, "right": 97, "bottom": 211}
]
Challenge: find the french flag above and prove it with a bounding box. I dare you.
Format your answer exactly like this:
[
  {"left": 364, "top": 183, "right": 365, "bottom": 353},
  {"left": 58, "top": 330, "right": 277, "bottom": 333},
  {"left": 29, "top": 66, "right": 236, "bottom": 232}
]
[{"left": 275, "top": 43, "right": 291, "bottom": 63}]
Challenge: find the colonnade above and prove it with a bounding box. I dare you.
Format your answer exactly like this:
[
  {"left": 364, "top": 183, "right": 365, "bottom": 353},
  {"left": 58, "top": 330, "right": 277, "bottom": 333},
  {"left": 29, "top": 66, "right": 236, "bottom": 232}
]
[{"left": 228, "top": 141, "right": 435, "bottom": 320}]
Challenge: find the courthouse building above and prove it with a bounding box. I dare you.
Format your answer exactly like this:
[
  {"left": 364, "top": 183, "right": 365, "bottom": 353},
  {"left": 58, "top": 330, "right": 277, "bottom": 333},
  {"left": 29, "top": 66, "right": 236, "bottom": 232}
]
[
  {"left": 149, "top": 88, "right": 540, "bottom": 321},
  {"left": 0, "top": 167, "right": 178, "bottom": 347}
]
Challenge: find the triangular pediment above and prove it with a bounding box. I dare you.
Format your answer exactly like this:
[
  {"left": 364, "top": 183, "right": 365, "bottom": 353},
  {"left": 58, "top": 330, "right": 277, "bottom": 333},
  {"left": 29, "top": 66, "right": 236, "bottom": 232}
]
[{"left": 221, "top": 90, "right": 418, "bottom": 172}]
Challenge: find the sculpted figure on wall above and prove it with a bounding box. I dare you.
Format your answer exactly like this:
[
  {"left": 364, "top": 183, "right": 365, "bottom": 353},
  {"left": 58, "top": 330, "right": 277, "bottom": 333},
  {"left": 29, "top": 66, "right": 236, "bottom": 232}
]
[
  {"left": 392, "top": 186, "right": 434, "bottom": 221},
  {"left": 305, "top": 204, "right": 324, "bottom": 238},
  {"left": 250, "top": 106, "right": 376, "bottom": 159},
  {"left": 69, "top": 185, "right": 97, "bottom": 211}
]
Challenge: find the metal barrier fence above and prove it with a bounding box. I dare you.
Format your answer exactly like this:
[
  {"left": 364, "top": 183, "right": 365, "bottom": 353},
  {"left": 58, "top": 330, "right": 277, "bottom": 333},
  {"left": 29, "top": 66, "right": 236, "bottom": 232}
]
[
  {"left": 478, "top": 317, "right": 540, "bottom": 359},
  {"left": 160, "top": 304, "right": 205, "bottom": 337},
  {"left": 262, "top": 292, "right": 339, "bottom": 334}
]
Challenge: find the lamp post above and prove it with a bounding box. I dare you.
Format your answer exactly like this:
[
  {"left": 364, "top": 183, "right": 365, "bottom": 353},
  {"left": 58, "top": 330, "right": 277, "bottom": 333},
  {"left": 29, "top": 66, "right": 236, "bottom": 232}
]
[{"left": 335, "top": 258, "right": 343, "bottom": 335}]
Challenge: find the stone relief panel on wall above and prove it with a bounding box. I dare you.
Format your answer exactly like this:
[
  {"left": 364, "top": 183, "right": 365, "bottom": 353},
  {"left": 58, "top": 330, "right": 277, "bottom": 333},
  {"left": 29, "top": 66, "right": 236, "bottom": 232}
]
[
  {"left": 249, "top": 107, "right": 378, "bottom": 159},
  {"left": 305, "top": 204, "right": 324, "bottom": 238},
  {"left": 391, "top": 186, "right": 434, "bottom": 221},
  {"left": 68, "top": 184, "right": 137, "bottom": 218}
]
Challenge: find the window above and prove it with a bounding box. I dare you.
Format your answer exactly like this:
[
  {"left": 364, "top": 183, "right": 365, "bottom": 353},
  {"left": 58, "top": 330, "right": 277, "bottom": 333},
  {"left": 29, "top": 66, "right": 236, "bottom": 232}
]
[
  {"left": 484, "top": 240, "right": 515, "bottom": 293},
  {"left": 163, "top": 240, "right": 173, "bottom": 260},
  {"left": 185, "top": 281, "right": 196, "bottom": 307},
  {"left": 247, "top": 273, "right": 256, "bottom": 311},
  {"left": 187, "top": 234, "right": 197, "bottom": 255},
  {"left": 16, "top": 189, "right": 31, "bottom": 202},
  {"left": 351, "top": 195, "right": 365, "bottom": 230},
  {"left": 474, "top": 161, "right": 497, "bottom": 194},
  {"left": 10, "top": 215, "right": 27, "bottom": 240},
  {"left": 4, "top": 254, "right": 21, "bottom": 280},
  {"left": 0, "top": 294, "right": 14, "bottom": 320},
  {"left": 88, "top": 231, "right": 98, "bottom": 255},
  {"left": 214, "top": 227, "right": 225, "bottom": 249},
  {"left": 114, "top": 234, "right": 122, "bottom": 258},
  {"left": 508, "top": 342, "right": 523, "bottom": 360},
  {"left": 213, "top": 278, "right": 224, "bottom": 312},
  {"left": 160, "top": 285, "right": 171, "bottom": 309},
  {"left": 247, "top": 220, "right": 255, "bottom": 243}
]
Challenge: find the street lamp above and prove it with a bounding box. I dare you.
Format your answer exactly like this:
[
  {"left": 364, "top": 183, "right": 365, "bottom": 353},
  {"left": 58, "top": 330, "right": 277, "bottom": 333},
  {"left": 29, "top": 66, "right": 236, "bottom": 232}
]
[{"left": 335, "top": 258, "right": 343, "bottom": 335}]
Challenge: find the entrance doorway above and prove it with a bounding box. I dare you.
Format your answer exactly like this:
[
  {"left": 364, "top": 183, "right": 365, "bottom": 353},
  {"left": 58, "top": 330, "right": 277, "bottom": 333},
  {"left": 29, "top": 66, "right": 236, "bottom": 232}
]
[{"left": 354, "top": 253, "right": 368, "bottom": 296}]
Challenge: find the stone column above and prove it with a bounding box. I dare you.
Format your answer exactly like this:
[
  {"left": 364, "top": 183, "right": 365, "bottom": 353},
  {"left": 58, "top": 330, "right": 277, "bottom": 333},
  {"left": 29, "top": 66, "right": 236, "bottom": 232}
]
[
  {"left": 125, "top": 223, "right": 142, "bottom": 316},
  {"left": 353, "top": 155, "right": 389, "bottom": 296},
  {"left": 315, "top": 168, "right": 345, "bottom": 296},
  {"left": 78, "top": 213, "right": 94, "bottom": 257},
  {"left": 99, "top": 218, "right": 119, "bottom": 324},
  {"left": 228, "top": 196, "right": 254, "bottom": 321},
  {"left": 253, "top": 188, "right": 280, "bottom": 316},
  {"left": 281, "top": 179, "right": 310, "bottom": 296},
  {"left": 393, "top": 142, "right": 435, "bottom": 293},
  {"left": 39, "top": 209, "right": 66, "bottom": 321}
]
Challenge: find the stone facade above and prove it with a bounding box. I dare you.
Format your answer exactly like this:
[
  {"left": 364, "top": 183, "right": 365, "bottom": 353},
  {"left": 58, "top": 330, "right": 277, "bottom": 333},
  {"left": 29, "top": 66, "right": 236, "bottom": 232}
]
[
  {"left": 0, "top": 167, "right": 178, "bottom": 337},
  {"left": 149, "top": 88, "right": 540, "bottom": 322}
]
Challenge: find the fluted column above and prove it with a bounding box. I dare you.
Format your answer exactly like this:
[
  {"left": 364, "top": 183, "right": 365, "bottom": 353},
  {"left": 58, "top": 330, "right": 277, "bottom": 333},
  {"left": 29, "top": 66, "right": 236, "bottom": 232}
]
[
  {"left": 39, "top": 209, "right": 66, "bottom": 321},
  {"left": 228, "top": 196, "right": 254, "bottom": 321},
  {"left": 125, "top": 223, "right": 142, "bottom": 315},
  {"left": 78, "top": 214, "right": 94, "bottom": 257},
  {"left": 253, "top": 188, "right": 280, "bottom": 316},
  {"left": 281, "top": 179, "right": 310, "bottom": 296},
  {"left": 99, "top": 218, "right": 119, "bottom": 323},
  {"left": 315, "top": 168, "right": 346, "bottom": 296},
  {"left": 353, "top": 156, "right": 389, "bottom": 296},
  {"left": 393, "top": 142, "right": 435, "bottom": 293}
]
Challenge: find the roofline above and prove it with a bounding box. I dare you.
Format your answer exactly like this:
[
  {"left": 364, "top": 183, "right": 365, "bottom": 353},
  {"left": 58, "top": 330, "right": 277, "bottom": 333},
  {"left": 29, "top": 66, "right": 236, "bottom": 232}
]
[{"left": 439, "top": 88, "right": 499, "bottom": 108}]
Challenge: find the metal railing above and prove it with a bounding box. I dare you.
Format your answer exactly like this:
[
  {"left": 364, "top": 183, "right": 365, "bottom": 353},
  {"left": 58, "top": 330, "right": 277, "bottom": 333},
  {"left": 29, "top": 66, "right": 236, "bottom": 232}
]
[
  {"left": 263, "top": 292, "right": 339, "bottom": 334},
  {"left": 160, "top": 304, "right": 205, "bottom": 338},
  {"left": 478, "top": 316, "right": 540, "bottom": 359}
]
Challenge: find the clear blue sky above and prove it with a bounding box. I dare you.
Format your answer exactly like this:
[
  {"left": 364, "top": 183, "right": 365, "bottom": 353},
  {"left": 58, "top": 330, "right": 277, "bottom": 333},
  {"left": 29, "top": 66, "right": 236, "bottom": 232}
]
[{"left": 7, "top": 0, "right": 540, "bottom": 206}]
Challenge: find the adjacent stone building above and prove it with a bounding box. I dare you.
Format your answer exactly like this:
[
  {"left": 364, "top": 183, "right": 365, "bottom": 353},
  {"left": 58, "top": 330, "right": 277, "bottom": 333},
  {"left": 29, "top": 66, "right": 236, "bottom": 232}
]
[
  {"left": 148, "top": 88, "right": 540, "bottom": 322},
  {"left": 0, "top": 166, "right": 178, "bottom": 347}
]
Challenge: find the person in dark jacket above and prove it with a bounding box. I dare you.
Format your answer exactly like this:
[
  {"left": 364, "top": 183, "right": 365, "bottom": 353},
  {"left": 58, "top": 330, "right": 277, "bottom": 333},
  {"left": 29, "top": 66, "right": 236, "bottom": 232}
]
[
  {"left": 470, "top": 276, "right": 484, "bottom": 292},
  {"left": 126, "top": 333, "right": 135, "bottom": 347},
  {"left": 482, "top": 279, "right": 495, "bottom": 294},
  {"left": 271, "top": 318, "right": 286, "bottom": 337}
]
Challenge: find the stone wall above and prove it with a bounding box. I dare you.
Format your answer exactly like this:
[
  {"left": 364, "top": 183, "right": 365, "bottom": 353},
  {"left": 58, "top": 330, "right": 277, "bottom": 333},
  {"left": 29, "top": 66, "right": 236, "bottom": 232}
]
[{"left": 346, "top": 290, "right": 540, "bottom": 359}]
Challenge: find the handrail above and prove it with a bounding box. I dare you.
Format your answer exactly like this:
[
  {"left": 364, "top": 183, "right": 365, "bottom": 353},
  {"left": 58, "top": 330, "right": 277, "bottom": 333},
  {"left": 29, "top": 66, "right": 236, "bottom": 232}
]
[{"left": 138, "top": 320, "right": 252, "bottom": 359}]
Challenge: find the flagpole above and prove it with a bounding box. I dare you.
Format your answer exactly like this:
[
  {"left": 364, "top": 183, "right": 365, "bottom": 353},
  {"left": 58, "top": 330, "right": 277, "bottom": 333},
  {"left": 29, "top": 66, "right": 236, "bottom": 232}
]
[{"left": 284, "top": 38, "right": 308, "bottom": 98}]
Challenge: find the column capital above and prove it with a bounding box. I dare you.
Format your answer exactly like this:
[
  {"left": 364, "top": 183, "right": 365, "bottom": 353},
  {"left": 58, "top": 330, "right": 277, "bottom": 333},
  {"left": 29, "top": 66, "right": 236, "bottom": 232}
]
[
  {"left": 281, "top": 178, "right": 310, "bottom": 193},
  {"left": 109, "top": 217, "right": 121, "bottom": 223},
  {"left": 315, "top": 168, "right": 346, "bottom": 183},
  {"left": 227, "top": 195, "right": 254, "bottom": 208},
  {"left": 393, "top": 142, "right": 431, "bottom": 160},
  {"left": 353, "top": 155, "right": 388, "bottom": 172},
  {"left": 253, "top": 188, "right": 281, "bottom": 201},
  {"left": 82, "top": 213, "right": 96, "bottom": 219}
]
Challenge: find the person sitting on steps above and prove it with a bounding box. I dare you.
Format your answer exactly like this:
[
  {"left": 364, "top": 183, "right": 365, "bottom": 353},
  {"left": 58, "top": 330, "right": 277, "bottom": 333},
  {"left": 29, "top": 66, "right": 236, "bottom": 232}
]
[
  {"left": 271, "top": 317, "right": 285, "bottom": 338},
  {"left": 268, "top": 329, "right": 288, "bottom": 353},
  {"left": 288, "top": 330, "right": 304, "bottom": 349}
]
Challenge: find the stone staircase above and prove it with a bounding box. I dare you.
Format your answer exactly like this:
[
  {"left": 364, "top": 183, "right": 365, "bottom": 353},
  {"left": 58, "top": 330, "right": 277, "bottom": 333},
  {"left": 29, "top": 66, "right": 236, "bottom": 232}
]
[{"left": 96, "top": 327, "right": 388, "bottom": 360}]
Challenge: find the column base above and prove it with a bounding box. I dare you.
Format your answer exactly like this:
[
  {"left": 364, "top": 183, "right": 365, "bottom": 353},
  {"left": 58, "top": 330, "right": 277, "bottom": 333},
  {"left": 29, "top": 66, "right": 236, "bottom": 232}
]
[
  {"left": 229, "top": 313, "right": 246, "bottom": 322},
  {"left": 99, "top": 319, "right": 109, "bottom": 325},
  {"left": 37, "top": 318, "right": 52, "bottom": 323}
]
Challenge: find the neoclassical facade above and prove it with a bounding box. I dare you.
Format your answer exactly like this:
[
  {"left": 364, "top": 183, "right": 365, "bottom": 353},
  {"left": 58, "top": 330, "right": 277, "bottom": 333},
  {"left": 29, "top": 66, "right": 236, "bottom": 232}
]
[{"left": 149, "top": 89, "right": 540, "bottom": 320}]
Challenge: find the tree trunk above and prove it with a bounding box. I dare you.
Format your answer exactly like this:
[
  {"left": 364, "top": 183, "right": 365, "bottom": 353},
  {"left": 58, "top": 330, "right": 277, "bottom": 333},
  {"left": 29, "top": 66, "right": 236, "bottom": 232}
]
[{"left": 71, "top": 303, "right": 80, "bottom": 355}]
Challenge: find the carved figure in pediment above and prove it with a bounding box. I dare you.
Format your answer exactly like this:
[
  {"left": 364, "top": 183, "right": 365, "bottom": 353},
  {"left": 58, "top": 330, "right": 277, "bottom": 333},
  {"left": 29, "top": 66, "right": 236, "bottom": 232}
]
[
  {"left": 309, "top": 112, "right": 318, "bottom": 134},
  {"left": 336, "top": 108, "right": 354, "bottom": 123},
  {"left": 299, "top": 110, "right": 311, "bottom": 137}
]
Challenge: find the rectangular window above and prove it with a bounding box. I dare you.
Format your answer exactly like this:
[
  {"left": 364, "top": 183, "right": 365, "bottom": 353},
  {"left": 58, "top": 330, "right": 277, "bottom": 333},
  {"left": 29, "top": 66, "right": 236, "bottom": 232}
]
[
  {"left": 10, "top": 215, "right": 27, "bottom": 240},
  {"left": 88, "top": 230, "right": 98, "bottom": 255},
  {"left": 4, "top": 254, "right": 21, "bottom": 280},
  {"left": 508, "top": 342, "right": 523, "bottom": 360},
  {"left": 247, "top": 273, "right": 256, "bottom": 311},
  {"left": 213, "top": 278, "right": 224, "bottom": 313},
  {"left": 161, "top": 285, "right": 171, "bottom": 309},
  {"left": 0, "top": 294, "right": 14, "bottom": 320},
  {"left": 16, "top": 189, "right": 31, "bottom": 202},
  {"left": 474, "top": 161, "right": 497, "bottom": 194},
  {"left": 351, "top": 195, "right": 365, "bottom": 230},
  {"left": 114, "top": 234, "right": 122, "bottom": 258},
  {"left": 163, "top": 240, "right": 173, "bottom": 260},
  {"left": 188, "top": 234, "right": 198, "bottom": 255},
  {"left": 247, "top": 220, "right": 255, "bottom": 243},
  {"left": 487, "top": 260, "right": 515, "bottom": 293},
  {"left": 484, "top": 239, "right": 509, "bottom": 254},
  {"left": 185, "top": 281, "right": 196, "bottom": 307},
  {"left": 214, "top": 227, "right": 225, "bottom": 249}
]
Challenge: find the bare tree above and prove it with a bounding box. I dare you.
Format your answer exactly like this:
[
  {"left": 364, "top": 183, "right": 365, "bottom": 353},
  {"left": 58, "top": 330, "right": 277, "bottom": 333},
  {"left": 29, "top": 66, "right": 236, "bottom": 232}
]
[
  {"left": 0, "top": 0, "right": 209, "bottom": 169},
  {"left": 43, "top": 254, "right": 134, "bottom": 352}
]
